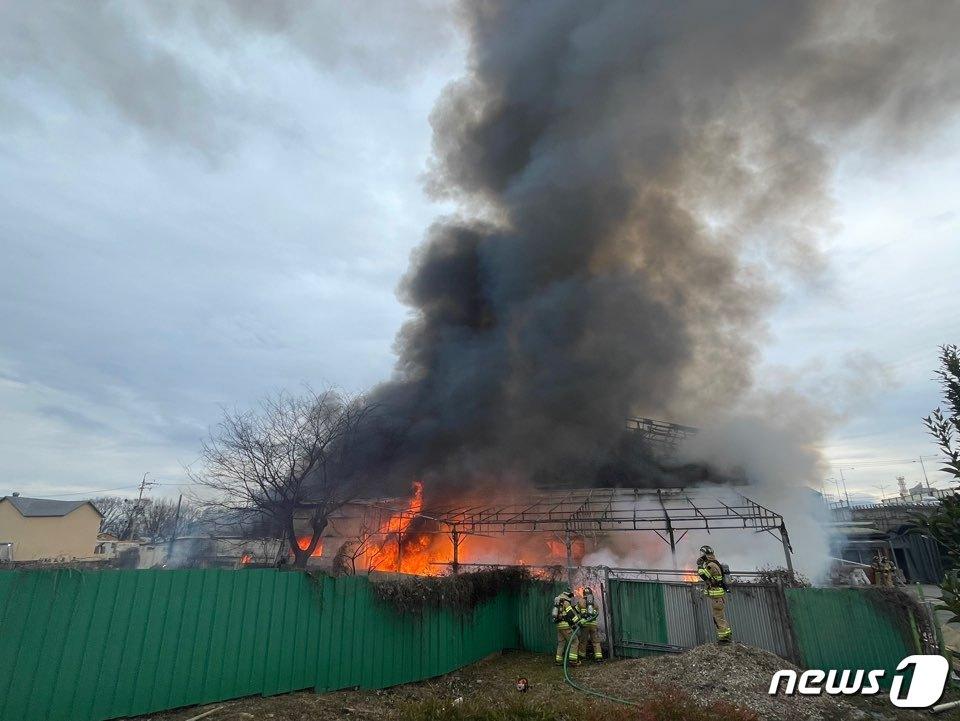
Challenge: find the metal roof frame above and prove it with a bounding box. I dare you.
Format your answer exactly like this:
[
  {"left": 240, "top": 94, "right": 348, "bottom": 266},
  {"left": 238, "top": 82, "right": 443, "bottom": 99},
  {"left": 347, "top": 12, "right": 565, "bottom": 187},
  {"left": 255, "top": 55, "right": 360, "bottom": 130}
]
[
  {"left": 624, "top": 417, "right": 698, "bottom": 454},
  {"left": 366, "top": 486, "right": 794, "bottom": 573},
  {"left": 424, "top": 486, "right": 781, "bottom": 533}
]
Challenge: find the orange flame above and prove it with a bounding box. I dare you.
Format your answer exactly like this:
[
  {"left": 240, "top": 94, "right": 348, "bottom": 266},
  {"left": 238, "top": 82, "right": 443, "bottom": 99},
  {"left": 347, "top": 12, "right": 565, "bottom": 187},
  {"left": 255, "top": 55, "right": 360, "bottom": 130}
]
[
  {"left": 364, "top": 481, "right": 451, "bottom": 575},
  {"left": 296, "top": 537, "right": 324, "bottom": 558},
  {"left": 356, "top": 481, "right": 594, "bottom": 577},
  {"left": 546, "top": 537, "right": 585, "bottom": 562}
]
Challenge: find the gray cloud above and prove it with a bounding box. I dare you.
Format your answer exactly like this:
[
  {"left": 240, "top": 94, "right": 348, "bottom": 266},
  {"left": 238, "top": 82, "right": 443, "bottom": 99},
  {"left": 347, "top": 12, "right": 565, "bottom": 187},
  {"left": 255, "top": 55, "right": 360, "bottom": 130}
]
[
  {"left": 36, "top": 405, "right": 110, "bottom": 434},
  {"left": 0, "top": 1, "right": 456, "bottom": 494},
  {"left": 0, "top": 0, "right": 455, "bottom": 155},
  {"left": 190, "top": 0, "right": 455, "bottom": 81}
]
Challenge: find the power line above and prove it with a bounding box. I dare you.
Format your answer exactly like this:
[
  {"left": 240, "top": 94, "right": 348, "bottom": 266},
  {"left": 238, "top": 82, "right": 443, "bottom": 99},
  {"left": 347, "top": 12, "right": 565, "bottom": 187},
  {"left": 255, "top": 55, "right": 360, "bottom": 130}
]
[
  {"left": 24, "top": 485, "right": 142, "bottom": 498},
  {"left": 828, "top": 455, "right": 941, "bottom": 469},
  {"left": 14, "top": 481, "right": 193, "bottom": 499}
]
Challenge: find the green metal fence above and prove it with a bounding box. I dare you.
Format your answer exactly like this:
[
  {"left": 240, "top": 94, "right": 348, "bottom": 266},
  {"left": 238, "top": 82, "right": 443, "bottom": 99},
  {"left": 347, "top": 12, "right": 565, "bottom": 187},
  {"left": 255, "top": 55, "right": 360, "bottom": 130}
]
[
  {"left": 514, "top": 581, "right": 563, "bottom": 654},
  {"left": 0, "top": 569, "right": 533, "bottom": 721},
  {"left": 0, "top": 569, "right": 325, "bottom": 721},
  {"left": 609, "top": 579, "right": 919, "bottom": 676},
  {"left": 608, "top": 579, "right": 669, "bottom": 657},
  {"left": 0, "top": 569, "right": 926, "bottom": 721},
  {"left": 785, "top": 587, "right": 919, "bottom": 685},
  {"left": 312, "top": 574, "right": 518, "bottom": 692}
]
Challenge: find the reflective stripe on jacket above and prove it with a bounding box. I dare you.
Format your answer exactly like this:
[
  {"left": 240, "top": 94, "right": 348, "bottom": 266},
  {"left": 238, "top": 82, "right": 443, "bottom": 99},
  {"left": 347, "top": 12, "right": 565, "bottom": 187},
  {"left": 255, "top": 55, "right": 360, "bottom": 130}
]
[
  {"left": 555, "top": 599, "right": 581, "bottom": 628},
  {"left": 575, "top": 603, "right": 599, "bottom": 627},
  {"left": 698, "top": 558, "right": 726, "bottom": 597}
]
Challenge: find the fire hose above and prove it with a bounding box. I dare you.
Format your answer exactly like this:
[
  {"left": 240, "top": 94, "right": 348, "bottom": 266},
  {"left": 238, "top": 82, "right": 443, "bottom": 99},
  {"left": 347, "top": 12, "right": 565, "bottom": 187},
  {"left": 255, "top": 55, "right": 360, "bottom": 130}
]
[{"left": 562, "top": 625, "right": 638, "bottom": 707}]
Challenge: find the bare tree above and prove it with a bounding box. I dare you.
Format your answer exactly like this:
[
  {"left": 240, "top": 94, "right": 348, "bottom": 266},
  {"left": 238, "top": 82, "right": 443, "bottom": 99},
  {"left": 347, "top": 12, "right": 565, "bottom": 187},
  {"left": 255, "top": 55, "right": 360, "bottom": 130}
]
[
  {"left": 332, "top": 513, "right": 381, "bottom": 575},
  {"left": 92, "top": 496, "right": 134, "bottom": 537},
  {"left": 141, "top": 498, "right": 202, "bottom": 542},
  {"left": 191, "top": 388, "right": 380, "bottom": 568}
]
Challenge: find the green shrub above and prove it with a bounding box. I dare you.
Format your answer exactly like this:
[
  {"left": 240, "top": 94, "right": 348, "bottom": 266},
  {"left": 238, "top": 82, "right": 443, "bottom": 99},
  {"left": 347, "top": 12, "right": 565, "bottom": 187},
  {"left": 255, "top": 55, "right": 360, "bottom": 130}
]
[{"left": 372, "top": 567, "right": 549, "bottom": 614}]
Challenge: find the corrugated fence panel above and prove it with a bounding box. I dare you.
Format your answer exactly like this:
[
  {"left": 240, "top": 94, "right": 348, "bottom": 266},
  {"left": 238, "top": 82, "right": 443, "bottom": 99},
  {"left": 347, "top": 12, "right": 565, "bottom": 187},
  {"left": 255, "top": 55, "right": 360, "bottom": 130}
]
[
  {"left": 515, "top": 582, "right": 562, "bottom": 653},
  {"left": 723, "top": 584, "right": 793, "bottom": 660},
  {"left": 0, "top": 569, "right": 324, "bottom": 721},
  {"left": 609, "top": 580, "right": 668, "bottom": 657},
  {"left": 312, "top": 576, "right": 520, "bottom": 693},
  {"left": 663, "top": 582, "right": 703, "bottom": 649},
  {"left": 625, "top": 580, "right": 797, "bottom": 661},
  {"left": 0, "top": 568, "right": 931, "bottom": 721},
  {"left": 785, "top": 588, "right": 915, "bottom": 684}
]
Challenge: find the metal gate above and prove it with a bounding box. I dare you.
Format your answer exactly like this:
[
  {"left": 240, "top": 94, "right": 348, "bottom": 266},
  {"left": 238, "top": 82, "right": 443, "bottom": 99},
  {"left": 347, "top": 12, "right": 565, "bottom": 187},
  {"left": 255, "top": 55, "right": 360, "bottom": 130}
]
[{"left": 608, "top": 578, "right": 798, "bottom": 662}]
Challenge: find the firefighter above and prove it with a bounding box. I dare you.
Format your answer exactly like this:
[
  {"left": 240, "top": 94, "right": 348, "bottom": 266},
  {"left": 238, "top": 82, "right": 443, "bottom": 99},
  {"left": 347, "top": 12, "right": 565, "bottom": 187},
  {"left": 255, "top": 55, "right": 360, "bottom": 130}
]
[
  {"left": 872, "top": 552, "right": 897, "bottom": 587},
  {"left": 871, "top": 552, "right": 886, "bottom": 586},
  {"left": 551, "top": 589, "right": 582, "bottom": 665},
  {"left": 883, "top": 555, "right": 900, "bottom": 586},
  {"left": 576, "top": 587, "right": 603, "bottom": 661},
  {"left": 696, "top": 545, "right": 732, "bottom": 643}
]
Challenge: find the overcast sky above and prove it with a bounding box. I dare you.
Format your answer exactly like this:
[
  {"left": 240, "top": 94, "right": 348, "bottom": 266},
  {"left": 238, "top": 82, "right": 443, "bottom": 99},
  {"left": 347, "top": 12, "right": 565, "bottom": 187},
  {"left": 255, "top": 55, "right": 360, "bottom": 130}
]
[{"left": 1, "top": 2, "right": 958, "bottom": 503}]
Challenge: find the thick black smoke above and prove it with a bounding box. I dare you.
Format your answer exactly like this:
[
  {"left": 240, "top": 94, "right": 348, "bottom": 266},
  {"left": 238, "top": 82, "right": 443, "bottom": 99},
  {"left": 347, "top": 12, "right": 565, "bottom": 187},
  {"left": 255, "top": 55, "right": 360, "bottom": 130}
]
[{"left": 369, "top": 0, "right": 960, "bottom": 493}]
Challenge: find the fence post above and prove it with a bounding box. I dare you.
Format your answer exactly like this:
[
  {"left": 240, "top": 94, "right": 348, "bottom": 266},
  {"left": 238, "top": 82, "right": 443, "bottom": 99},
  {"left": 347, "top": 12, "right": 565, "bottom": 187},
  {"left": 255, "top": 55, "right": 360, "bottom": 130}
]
[
  {"left": 690, "top": 583, "right": 707, "bottom": 646},
  {"left": 780, "top": 523, "right": 795, "bottom": 576},
  {"left": 563, "top": 530, "right": 576, "bottom": 587},
  {"left": 774, "top": 581, "right": 802, "bottom": 665},
  {"left": 602, "top": 566, "right": 616, "bottom": 659}
]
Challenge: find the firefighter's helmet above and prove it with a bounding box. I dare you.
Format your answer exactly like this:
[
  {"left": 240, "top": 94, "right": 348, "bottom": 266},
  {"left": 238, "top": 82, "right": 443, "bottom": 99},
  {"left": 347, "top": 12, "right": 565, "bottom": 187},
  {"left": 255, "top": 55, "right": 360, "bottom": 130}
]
[{"left": 699, "top": 545, "right": 714, "bottom": 556}]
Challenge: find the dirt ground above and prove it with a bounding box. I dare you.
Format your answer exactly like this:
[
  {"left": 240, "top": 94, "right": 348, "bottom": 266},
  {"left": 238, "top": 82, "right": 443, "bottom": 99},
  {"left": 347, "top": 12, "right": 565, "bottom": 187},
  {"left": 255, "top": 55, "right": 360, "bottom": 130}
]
[{"left": 133, "top": 646, "right": 960, "bottom": 721}]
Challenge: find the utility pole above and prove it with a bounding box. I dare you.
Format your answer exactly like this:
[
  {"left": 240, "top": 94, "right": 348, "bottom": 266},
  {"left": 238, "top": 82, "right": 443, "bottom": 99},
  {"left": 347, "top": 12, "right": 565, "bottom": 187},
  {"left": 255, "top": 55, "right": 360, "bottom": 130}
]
[
  {"left": 919, "top": 456, "right": 932, "bottom": 492},
  {"left": 825, "top": 477, "right": 842, "bottom": 504},
  {"left": 167, "top": 493, "right": 183, "bottom": 562},
  {"left": 122, "top": 472, "right": 156, "bottom": 541},
  {"left": 838, "top": 467, "right": 851, "bottom": 506},
  {"left": 873, "top": 482, "right": 889, "bottom": 502}
]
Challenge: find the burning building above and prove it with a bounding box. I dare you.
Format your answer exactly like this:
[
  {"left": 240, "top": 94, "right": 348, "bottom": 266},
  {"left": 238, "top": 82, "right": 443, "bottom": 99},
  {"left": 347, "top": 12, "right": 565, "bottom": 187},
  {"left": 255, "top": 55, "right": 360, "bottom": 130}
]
[{"left": 300, "top": 481, "right": 793, "bottom": 581}]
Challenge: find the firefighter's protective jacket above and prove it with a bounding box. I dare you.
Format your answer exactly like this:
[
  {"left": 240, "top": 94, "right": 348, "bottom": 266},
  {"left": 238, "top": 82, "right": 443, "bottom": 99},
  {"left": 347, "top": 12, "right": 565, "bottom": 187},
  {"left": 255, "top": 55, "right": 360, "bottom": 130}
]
[
  {"left": 554, "top": 596, "right": 581, "bottom": 629},
  {"left": 575, "top": 599, "right": 599, "bottom": 627},
  {"left": 697, "top": 556, "right": 726, "bottom": 597}
]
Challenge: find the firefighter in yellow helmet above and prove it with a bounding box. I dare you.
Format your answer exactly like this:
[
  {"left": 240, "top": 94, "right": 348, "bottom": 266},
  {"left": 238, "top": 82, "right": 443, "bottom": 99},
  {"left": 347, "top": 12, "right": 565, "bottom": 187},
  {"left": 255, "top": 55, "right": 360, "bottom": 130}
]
[
  {"left": 872, "top": 551, "right": 897, "bottom": 588},
  {"left": 576, "top": 587, "right": 603, "bottom": 661},
  {"left": 696, "top": 545, "right": 732, "bottom": 643},
  {"left": 551, "top": 589, "right": 582, "bottom": 665}
]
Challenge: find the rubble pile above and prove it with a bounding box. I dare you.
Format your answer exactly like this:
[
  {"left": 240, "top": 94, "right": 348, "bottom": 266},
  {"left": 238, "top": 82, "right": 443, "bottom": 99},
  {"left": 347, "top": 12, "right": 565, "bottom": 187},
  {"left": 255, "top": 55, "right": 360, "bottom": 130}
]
[{"left": 575, "top": 643, "right": 879, "bottom": 721}]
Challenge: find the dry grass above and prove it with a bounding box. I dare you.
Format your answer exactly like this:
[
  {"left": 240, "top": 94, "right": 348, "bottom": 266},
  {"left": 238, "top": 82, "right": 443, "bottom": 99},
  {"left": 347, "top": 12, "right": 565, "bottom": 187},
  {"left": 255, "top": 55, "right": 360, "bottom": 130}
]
[{"left": 135, "top": 648, "right": 956, "bottom": 721}]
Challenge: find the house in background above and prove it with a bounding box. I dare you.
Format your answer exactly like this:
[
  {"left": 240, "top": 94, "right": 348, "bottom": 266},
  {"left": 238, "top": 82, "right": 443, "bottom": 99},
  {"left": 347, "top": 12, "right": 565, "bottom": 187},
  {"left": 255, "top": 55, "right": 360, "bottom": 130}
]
[{"left": 0, "top": 494, "right": 103, "bottom": 561}]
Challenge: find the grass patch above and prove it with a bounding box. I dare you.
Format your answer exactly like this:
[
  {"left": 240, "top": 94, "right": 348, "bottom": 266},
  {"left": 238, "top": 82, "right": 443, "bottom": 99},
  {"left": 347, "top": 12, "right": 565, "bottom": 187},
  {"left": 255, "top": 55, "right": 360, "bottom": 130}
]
[{"left": 397, "top": 684, "right": 758, "bottom": 721}]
